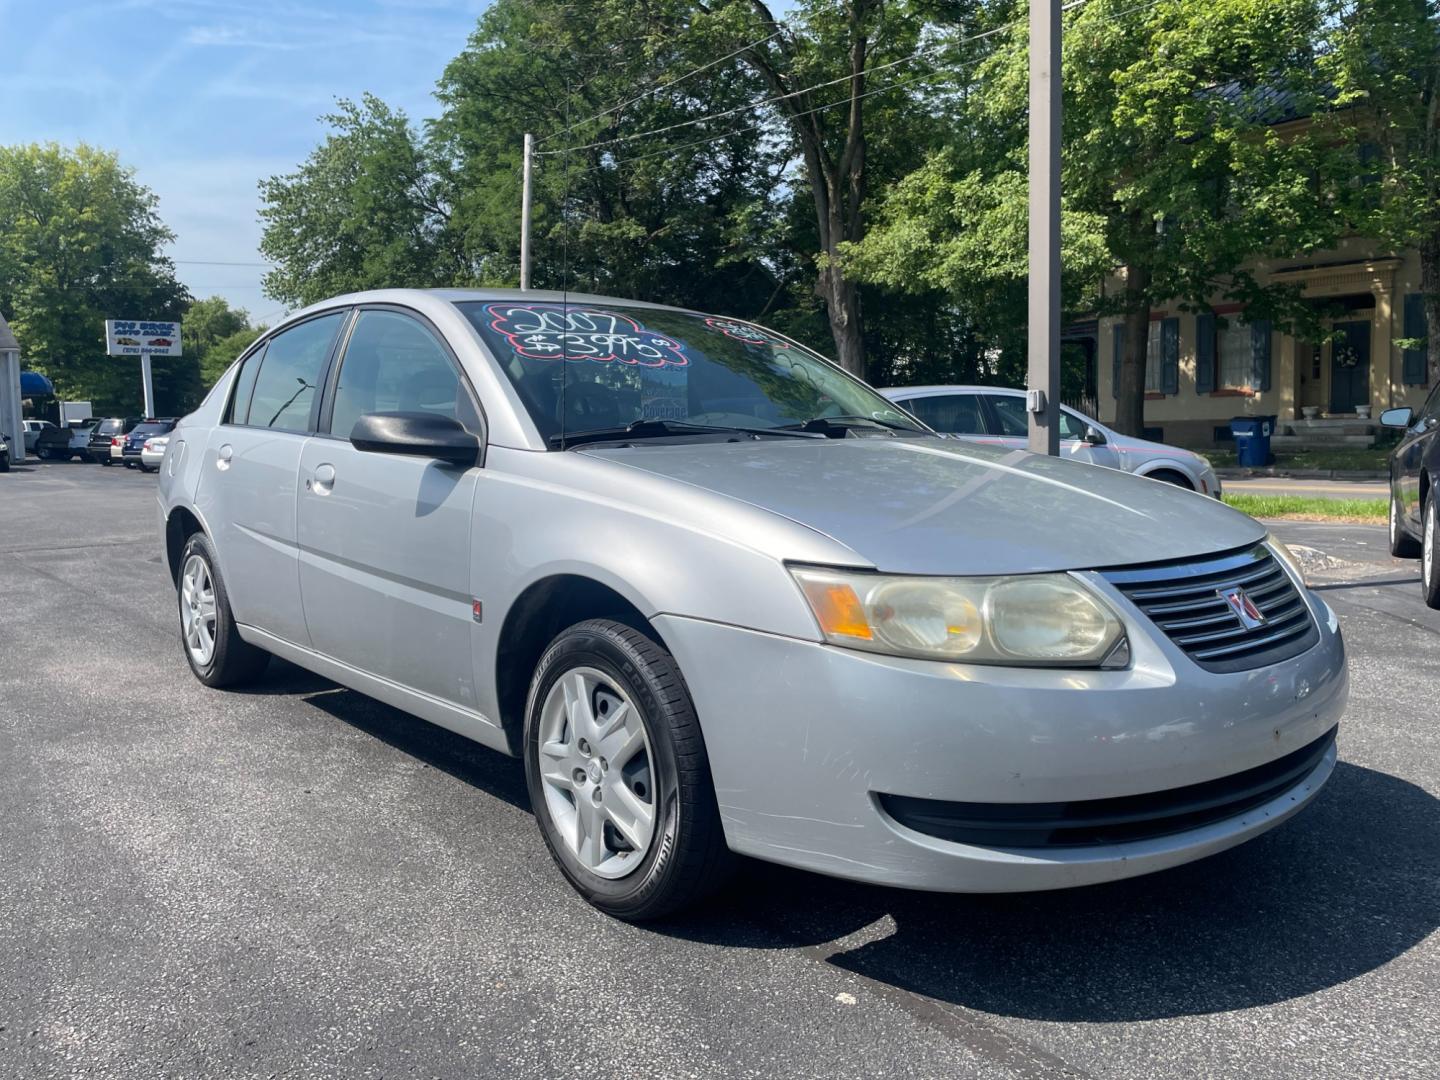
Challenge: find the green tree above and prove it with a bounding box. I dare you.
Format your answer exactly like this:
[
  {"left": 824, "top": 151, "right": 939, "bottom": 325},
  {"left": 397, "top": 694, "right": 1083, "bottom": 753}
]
[
  {"left": 258, "top": 95, "right": 450, "bottom": 307},
  {"left": 0, "top": 143, "right": 188, "bottom": 411},
  {"left": 847, "top": 0, "right": 1343, "bottom": 433},
  {"left": 184, "top": 295, "right": 262, "bottom": 389},
  {"left": 1317, "top": 0, "right": 1440, "bottom": 384}
]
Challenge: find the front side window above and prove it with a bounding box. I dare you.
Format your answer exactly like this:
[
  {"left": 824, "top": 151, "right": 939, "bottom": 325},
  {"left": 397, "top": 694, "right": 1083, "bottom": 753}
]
[
  {"left": 457, "top": 302, "right": 922, "bottom": 443},
  {"left": 904, "top": 393, "right": 987, "bottom": 434},
  {"left": 329, "top": 310, "right": 479, "bottom": 438},
  {"left": 243, "top": 312, "right": 345, "bottom": 433}
]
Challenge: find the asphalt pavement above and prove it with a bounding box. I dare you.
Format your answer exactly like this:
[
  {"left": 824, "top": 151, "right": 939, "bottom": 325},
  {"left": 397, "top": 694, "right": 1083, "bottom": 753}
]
[{"left": 1, "top": 460, "right": 1436, "bottom": 1080}]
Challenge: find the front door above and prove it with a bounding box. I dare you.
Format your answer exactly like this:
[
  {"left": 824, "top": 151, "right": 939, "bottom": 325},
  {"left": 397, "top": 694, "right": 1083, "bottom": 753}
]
[
  {"left": 1330, "top": 321, "right": 1370, "bottom": 414},
  {"left": 296, "top": 308, "right": 483, "bottom": 711}
]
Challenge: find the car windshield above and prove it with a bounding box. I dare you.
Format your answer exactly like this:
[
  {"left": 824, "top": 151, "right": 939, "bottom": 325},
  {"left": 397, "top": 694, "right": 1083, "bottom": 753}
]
[
  {"left": 456, "top": 301, "right": 925, "bottom": 444},
  {"left": 95, "top": 419, "right": 122, "bottom": 434}
]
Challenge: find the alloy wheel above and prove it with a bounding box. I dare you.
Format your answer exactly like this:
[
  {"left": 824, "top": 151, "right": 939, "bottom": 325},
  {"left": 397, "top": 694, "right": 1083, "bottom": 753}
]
[
  {"left": 535, "top": 667, "right": 656, "bottom": 879},
  {"left": 180, "top": 554, "right": 218, "bottom": 667}
]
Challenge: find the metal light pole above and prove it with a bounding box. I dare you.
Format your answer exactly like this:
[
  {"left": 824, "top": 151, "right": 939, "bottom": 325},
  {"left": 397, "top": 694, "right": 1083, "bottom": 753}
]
[
  {"left": 1027, "top": 0, "right": 1062, "bottom": 456},
  {"left": 520, "top": 132, "right": 534, "bottom": 291}
]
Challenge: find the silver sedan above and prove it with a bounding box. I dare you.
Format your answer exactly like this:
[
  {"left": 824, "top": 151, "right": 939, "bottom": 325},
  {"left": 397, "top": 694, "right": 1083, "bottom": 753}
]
[{"left": 158, "top": 289, "right": 1346, "bottom": 919}]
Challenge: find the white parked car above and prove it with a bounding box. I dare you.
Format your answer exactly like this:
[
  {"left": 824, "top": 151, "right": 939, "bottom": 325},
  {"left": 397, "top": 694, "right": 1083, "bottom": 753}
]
[
  {"left": 21, "top": 419, "right": 56, "bottom": 453},
  {"left": 139, "top": 435, "right": 169, "bottom": 472},
  {"left": 880, "top": 385, "right": 1221, "bottom": 496}
]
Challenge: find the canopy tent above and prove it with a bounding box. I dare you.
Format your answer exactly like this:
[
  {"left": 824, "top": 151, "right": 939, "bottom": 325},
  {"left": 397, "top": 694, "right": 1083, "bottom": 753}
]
[{"left": 21, "top": 370, "right": 54, "bottom": 397}]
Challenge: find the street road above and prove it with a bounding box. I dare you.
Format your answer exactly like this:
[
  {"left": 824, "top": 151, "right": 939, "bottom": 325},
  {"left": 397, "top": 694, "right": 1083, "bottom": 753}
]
[{"left": 1, "top": 462, "right": 1436, "bottom": 1080}]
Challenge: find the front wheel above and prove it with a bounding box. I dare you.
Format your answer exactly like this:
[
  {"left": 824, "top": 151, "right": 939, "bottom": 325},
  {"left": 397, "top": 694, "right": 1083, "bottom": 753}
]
[
  {"left": 177, "top": 532, "right": 270, "bottom": 687},
  {"left": 100, "top": 458, "right": 111, "bottom": 466},
  {"left": 1422, "top": 494, "right": 1440, "bottom": 610},
  {"left": 524, "top": 619, "right": 734, "bottom": 920}
]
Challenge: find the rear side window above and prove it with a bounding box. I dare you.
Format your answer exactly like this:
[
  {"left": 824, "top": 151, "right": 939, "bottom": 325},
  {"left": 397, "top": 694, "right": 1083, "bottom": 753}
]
[
  {"left": 988, "top": 395, "right": 1031, "bottom": 437},
  {"left": 242, "top": 312, "right": 346, "bottom": 433},
  {"left": 227, "top": 343, "right": 266, "bottom": 425},
  {"left": 903, "top": 393, "right": 987, "bottom": 434}
]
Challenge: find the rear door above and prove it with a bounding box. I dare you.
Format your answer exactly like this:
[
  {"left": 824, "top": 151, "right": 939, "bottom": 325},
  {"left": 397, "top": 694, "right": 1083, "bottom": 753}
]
[
  {"left": 296, "top": 306, "right": 483, "bottom": 710},
  {"left": 193, "top": 310, "right": 349, "bottom": 647}
]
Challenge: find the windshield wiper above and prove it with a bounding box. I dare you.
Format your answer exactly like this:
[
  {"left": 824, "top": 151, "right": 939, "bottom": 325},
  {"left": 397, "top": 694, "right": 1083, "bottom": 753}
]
[
  {"left": 778, "top": 414, "right": 920, "bottom": 437},
  {"left": 551, "top": 418, "right": 821, "bottom": 448}
]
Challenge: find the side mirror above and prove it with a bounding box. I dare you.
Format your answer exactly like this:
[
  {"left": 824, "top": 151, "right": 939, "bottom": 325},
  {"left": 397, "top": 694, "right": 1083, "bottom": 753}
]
[
  {"left": 350, "top": 412, "right": 479, "bottom": 467},
  {"left": 1379, "top": 407, "right": 1413, "bottom": 430},
  {"left": 1083, "top": 425, "right": 1107, "bottom": 446}
]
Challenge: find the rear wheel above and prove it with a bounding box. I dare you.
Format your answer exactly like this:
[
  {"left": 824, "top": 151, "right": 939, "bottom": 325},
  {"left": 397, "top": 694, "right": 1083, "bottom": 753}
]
[
  {"left": 178, "top": 532, "right": 270, "bottom": 687},
  {"left": 1389, "top": 489, "right": 1422, "bottom": 558},
  {"left": 524, "top": 619, "right": 734, "bottom": 920},
  {"left": 100, "top": 457, "right": 112, "bottom": 466},
  {"left": 1422, "top": 494, "right": 1440, "bottom": 610}
]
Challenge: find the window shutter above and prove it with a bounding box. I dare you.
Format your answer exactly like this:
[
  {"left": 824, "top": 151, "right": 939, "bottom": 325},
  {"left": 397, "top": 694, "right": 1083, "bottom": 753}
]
[
  {"left": 1162, "top": 317, "right": 1180, "bottom": 395},
  {"left": 1403, "top": 292, "right": 1428, "bottom": 386},
  {"left": 1195, "top": 314, "right": 1216, "bottom": 394},
  {"left": 1250, "top": 320, "right": 1272, "bottom": 392},
  {"left": 1111, "top": 323, "right": 1125, "bottom": 398}
]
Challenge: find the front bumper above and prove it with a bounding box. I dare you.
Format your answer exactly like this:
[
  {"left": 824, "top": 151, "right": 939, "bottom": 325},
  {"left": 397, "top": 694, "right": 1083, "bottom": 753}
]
[{"left": 655, "top": 585, "right": 1345, "bottom": 892}]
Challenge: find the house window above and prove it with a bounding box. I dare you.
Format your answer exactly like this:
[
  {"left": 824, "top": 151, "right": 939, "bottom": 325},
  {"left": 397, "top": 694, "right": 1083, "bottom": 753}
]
[
  {"left": 1146, "top": 321, "right": 1163, "bottom": 393},
  {"left": 1217, "top": 319, "right": 1251, "bottom": 389}
]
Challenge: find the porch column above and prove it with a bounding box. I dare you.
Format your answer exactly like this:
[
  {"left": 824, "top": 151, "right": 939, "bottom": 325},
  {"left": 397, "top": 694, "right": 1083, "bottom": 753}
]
[{"left": 1372, "top": 279, "right": 1396, "bottom": 412}]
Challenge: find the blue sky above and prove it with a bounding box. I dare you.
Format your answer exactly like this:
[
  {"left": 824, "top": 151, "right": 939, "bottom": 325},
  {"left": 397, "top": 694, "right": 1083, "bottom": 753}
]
[{"left": 0, "top": 0, "right": 491, "bottom": 325}]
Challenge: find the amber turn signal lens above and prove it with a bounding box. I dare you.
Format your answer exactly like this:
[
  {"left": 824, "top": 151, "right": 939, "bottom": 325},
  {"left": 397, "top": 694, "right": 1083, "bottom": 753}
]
[{"left": 796, "top": 577, "right": 873, "bottom": 640}]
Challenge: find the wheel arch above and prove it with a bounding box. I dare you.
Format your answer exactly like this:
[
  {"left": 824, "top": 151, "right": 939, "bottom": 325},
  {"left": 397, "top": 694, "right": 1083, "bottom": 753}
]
[
  {"left": 494, "top": 573, "right": 669, "bottom": 755},
  {"left": 1136, "top": 463, "right": 1196, "bottom": 489},
  {"left": 164, "top": 504, "right": 210, "bottom": 584}
]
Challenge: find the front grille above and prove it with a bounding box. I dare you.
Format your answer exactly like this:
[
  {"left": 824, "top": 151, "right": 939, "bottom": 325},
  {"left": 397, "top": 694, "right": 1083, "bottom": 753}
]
[
  {"left": 1101, "top": 545, "right": 1317, "bottom": 673},
  {"left": 878, "top": 726, "right": 1336, "bottom": 849}
]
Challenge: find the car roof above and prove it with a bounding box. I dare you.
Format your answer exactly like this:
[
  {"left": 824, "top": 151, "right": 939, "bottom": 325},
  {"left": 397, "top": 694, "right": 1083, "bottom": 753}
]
[{"left": 284, "top": 287, "right": 712, "bottom": 328}]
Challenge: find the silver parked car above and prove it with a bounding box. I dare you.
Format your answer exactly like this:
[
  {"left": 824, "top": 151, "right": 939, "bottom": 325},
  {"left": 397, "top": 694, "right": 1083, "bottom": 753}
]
[
  {"left": 158, "top": 289, "right": 1346, "bottom": 919},
  {"left": 880, "top": 384, "right": 1222, "bottom": 496}
]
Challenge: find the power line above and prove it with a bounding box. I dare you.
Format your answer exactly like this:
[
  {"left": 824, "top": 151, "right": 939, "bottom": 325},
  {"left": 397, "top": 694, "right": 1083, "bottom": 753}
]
[
  {"left": 535, "top": 16, "right": 1024, "bottom": 157},
  {"left": 537, "top": 0, "right": 1157, "bottom": 162},
  {"left": 535, "top": 24, "right": 789, "bottom": 146}
]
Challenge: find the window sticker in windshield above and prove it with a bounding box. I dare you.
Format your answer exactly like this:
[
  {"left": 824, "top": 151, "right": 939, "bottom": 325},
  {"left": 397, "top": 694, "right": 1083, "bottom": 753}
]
[
  {"left": 704, "top": 316, "right": 781, "bottom": 346},
  {"left": 484, "top": 304, "right": 690, "bottom": 368}
]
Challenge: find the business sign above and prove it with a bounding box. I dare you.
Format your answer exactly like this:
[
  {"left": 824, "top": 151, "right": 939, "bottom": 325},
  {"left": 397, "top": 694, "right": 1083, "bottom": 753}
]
[{"left": 105, "top": 319, "right": 182, "bottom": 357}]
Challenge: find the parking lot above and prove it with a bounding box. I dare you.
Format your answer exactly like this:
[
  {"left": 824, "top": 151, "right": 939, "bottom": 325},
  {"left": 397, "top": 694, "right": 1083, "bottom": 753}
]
[{"left": 1, "top": 461, "right": 1436, "bottom": 1080}]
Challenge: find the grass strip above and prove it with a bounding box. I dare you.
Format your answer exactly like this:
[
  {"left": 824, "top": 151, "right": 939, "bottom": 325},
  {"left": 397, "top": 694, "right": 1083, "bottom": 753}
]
[{"left": 1221, "top": 493, "right": 1386, "bottom": 523}]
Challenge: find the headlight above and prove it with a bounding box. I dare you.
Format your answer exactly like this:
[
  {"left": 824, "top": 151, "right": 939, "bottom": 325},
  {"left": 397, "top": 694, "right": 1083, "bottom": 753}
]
[{"left": 790, "top": 566, "right": 1129, "bottom": 667}]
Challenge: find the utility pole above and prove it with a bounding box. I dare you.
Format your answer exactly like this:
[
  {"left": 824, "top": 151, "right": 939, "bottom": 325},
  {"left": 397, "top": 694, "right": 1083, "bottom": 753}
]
[
  {"left": 520, "top": 132, "right": 534, "bottom": 291},
  {"left": 1027, "top": 0, "right": 1062, "bottom": 456},
  {"left": 141, "top": 355, "right": 156, "bottom": 418}
]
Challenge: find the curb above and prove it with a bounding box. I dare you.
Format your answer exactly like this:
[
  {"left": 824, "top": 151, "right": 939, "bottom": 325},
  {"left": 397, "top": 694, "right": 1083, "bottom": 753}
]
[{"left": 1215, "top": 467, "right": 1388, "bottom": 481}]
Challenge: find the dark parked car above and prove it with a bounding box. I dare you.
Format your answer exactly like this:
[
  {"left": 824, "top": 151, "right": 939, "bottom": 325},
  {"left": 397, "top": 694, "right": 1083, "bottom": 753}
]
[
  {"left": 121, "top": 419, "right": 176, "bottom": 470},
  {"left": 0, "top": 431, "right": 11, "bottom": 472},
  {"left": 1382, "top": 385, "right": 1440, "bottom": 608},
  {"left": 89, "top": 417, "right": 141, "bottom": 466},
  {"left": 34, "top": 420, "right": 96, "bottom": 461}
]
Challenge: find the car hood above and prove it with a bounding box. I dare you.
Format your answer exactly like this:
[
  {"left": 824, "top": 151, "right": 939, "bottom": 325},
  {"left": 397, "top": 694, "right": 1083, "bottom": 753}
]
[{"left": 583, "top": 436, "right": 1263, "bottom": 575}]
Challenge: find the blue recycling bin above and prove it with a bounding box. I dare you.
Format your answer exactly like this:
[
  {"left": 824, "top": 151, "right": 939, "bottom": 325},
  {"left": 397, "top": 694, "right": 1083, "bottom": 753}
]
[{"left": 1230, "top": 415, "right": 1276, "bottom": 467}]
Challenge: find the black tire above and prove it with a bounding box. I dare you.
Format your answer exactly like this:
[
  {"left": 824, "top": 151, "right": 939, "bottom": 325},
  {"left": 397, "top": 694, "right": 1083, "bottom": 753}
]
[
  {"left": 124, "top": 461, "right": 135, "bottom": 469},
  {"left": 100, "top": 457, "right": 112, "bottom": 466},
  {"left": 1422, "top": 493, "right": 1440, "bottom": 610},
  {"left": 138, "top": 463, "right": 154, "bottom": 473},
  {"left": 36, "top": 447, "right": 51, "bottom": 461},
  {"left": 1147, "top": 469, "right": 1194, "bottom": 490},
  {"left": 524, "top": 619, "right": 734, "bottom": 920},
  {"left": 0, "top": 457, "right": 8, "bottom": 473},
  {"left": 177, "top": 531, "right": 270, "bottom": 688},
  {"left": 1389, "top": 488, "right": 1422, "bottom": 559}
]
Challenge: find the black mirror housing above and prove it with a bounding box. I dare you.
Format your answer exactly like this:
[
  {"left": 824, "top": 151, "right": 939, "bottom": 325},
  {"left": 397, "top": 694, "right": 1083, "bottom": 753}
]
[
  {"left": 1084, "top": 426, "right": 1107, "bottom": 446},
  {"left": 1379, "top": 407, "right": 1413, "bottom": 430},
  {"left": 349, "top": 412, "right": 479, "bottom": 467}
]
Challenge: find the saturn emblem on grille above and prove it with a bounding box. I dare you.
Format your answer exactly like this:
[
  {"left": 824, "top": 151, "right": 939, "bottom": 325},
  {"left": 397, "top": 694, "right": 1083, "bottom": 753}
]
[{"left": 1220, "top": 586, "right": 1267, "bottom": 630}]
